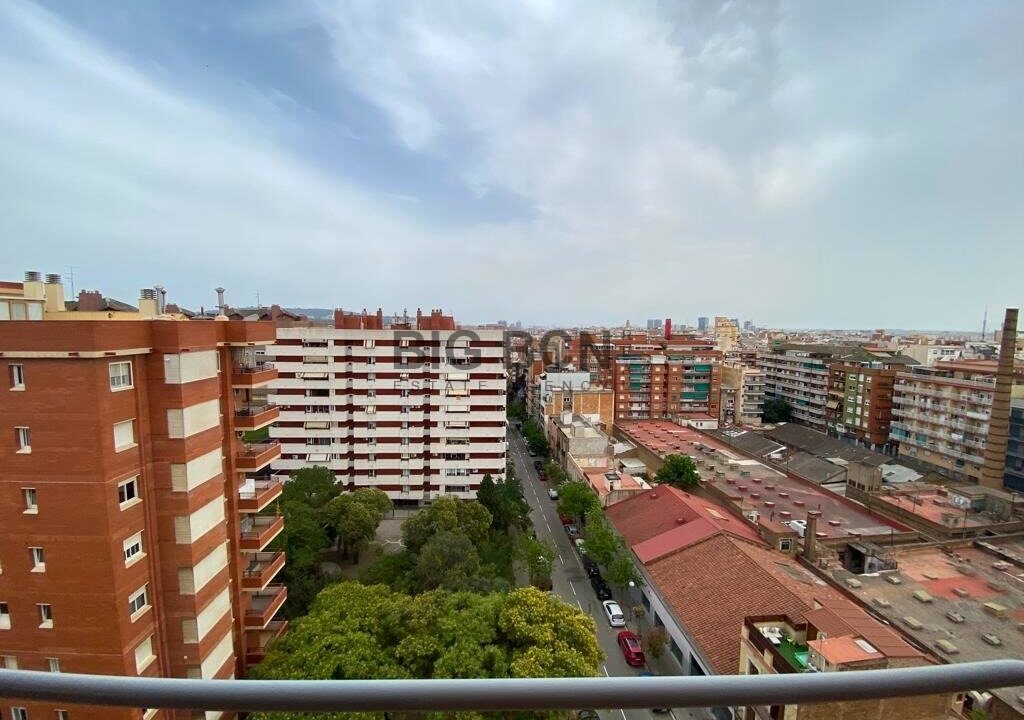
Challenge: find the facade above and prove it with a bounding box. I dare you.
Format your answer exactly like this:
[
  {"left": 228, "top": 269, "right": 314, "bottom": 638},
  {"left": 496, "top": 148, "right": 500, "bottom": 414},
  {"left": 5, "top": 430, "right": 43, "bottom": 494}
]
[
  {"left": 266, "top": 309, "right": 507, "bottom": 503},
  {"left": 527, "top": 369, "right": 611, "bottom": 427},
  {"left": 825, "top": 351, "right": 916, "bottom": 452},
  {"left": 901, "top": 343, "right": 962, "bottom": 366},
  {"left": 758, "top": 346, "right": 842, "bottom": 431},
  {"left": 1007, "top": 398, "right": 1024, "bottom": 492},
  {"left": 890, "top": 359, "right": 1024, "bottom": 484},
  {"left": 720, "top": 365, "right": 765, "bottom": 426},
  {"left": 612, "top": 350, "right": 721, "bottom": 423},
  {"left": 1, "top": 293, "right": 284, "bottom": 720},
  {"left": 714, "top": 316, "right": 740, "bottom": 352}
]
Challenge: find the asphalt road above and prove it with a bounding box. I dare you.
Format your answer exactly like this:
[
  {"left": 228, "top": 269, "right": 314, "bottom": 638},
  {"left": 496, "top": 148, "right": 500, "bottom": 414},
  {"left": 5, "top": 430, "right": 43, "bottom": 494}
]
[{"left": 507, "top": 426, "right": 708, "bottom": 720}]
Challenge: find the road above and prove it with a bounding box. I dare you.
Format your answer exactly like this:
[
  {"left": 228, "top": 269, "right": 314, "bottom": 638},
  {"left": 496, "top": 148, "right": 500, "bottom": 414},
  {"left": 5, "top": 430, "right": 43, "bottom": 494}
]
[{"left": 507, "top": 425, "right": 707, "bottom": 720}]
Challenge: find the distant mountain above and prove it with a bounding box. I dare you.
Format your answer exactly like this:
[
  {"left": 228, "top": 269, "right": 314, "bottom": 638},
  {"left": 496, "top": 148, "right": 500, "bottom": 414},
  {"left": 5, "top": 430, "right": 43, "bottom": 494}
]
[{"left": 285, "top": 307, "right": 334, "bottom": 319}]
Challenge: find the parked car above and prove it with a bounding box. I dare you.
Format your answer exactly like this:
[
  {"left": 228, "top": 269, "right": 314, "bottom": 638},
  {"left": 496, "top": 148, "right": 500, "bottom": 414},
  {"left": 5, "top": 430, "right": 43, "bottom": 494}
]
[
  {"left": 639, "top": 672, "right": 670, "bottom": 713},
  {"left": 533, "top": 460, "right": 544, "bottom": 471},
  {"left": 582, "top": 557, "right": 600, "bottom": 577},
  {"left": 548, "top": 487, "right": 559, "bottom": 499},
  {"left": 564, "top": 524, "right": 580, "bottom": 540},
  {"left": 590, "top": 575, "right": 611, "bottom": 600},
  {"left": 538, "top": 471, "right": 548, "bottom": 482},
  {"left": 559, "top": 513, "right": 573, "bottom": 525},
  {"left": 602, "top": 600, "right": 626, "bottom": 627},
  {"left": 617, "top": 630, "right": 645, "bottom": 667},
  {"left": 574, "top": 538, "right": 587, "bottom": 555}
]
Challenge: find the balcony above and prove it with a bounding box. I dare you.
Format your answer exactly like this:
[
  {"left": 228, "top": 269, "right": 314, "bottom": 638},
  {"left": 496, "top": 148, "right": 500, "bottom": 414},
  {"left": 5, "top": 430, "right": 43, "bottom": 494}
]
[
  {"left": 232, "top": 362, "right": 278, "bottom": 388},
  {"left": 242, "top": 551, "right": 286, "bottom": 591},
  {"left": 244, "top": 585, "right": 288, "bottom": 629},
  {"left": 2, "top": 660, "right": 1022, "bottom": 714},
  {"left": 245, "top": 619, "right": 288, "bottom": 666},
  {"left": 240, "top": 514, "right": 285, "bottom": 551},
  {"left": 234, "top": 403, "right": 280, "bottom": 431},
  {"left": 236, "top": 440, "right": 281, "bottom": 471},
  {"left": 239, "top": 475, "right": 285, "bottom": 512}
]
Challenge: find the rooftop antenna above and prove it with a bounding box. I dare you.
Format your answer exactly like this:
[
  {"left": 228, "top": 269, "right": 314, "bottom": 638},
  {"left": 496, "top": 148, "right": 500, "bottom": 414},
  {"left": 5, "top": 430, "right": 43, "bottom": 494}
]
[
  {"left": 65, "top": 266, "right": 77, "bottom": 296},
  {"left": 256, "top": 290, "right": 261, "bottom": 310},
  {"left": 982, "top": 304, "right": 988, "bottom": 340}
]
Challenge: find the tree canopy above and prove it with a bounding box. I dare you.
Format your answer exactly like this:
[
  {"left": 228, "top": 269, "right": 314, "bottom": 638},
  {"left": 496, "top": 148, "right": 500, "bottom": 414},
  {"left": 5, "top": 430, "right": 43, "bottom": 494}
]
[
  {"left": 401, "top": 495, "right": 492, "bottom": 553},
  {"left": 654, "top": 453, "right": 700, "bottom": 490},
  {"left": 477, "top": 474, "right": 530, "bottom": 532},
  {"left": 250, "top": 583, "right": 603, "bottom": 720},
  {"left": 762, "top": 397, "right": 793, "bottom": 423},
  {"left": 521, "top": 418, "right": 549, "bottom": 457},
  {"left": 557, "top": 480, "right": 600, "bottom": 522}
]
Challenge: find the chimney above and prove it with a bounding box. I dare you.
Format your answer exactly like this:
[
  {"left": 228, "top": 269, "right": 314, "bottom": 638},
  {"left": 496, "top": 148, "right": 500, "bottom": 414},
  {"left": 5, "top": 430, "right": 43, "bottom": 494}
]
[
  {"left": 43, "top": 273, "right": 65, "bottom": 313},
  {"left": 802, "top": 511, "right": 821, "bottom": 562},
  {"left": 77, "top": 290, "right": 103, "bottom": 312},
  {"left": 665, "top": 318, "right": 672, "bottom": 340},
  {"left": 980, "top": 308, "right": 1019, "bottom": 488},
  {"left": 215, "top": 287, "right": 226, "bottom": 314},
  {"left": 154, "top": 285, "right": 166, "bottom": 314},
  {"left": 23, "top": 271, "right": 44, "bottom": 304},
  {"left": 138, "top": 288, "right": 158, "bottom": 317}
]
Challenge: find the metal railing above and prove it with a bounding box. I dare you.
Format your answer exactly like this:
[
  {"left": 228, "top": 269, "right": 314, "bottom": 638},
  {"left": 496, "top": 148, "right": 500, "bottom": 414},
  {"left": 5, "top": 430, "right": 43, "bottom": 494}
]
[
  {"left": 233, "top": 362, "right": 276, "bottom": 374},
  {"left": 1, "top": 661, "right": 1023, "bottom": 712}
]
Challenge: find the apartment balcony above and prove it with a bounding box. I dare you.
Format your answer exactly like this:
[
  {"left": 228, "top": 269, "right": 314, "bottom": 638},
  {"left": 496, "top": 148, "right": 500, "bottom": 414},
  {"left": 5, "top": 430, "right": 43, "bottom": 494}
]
[
  {"left": 231, "top": 362, "right": 278, "bottom": 388},
  {"left": 242, "top": 551, "right": 286, "bottom": 591},
  {"left": 236, "top": 440, "right": 282, "bottom": 472},
  {"left": 245, "top": 619, "right": 288, "bottom": 666},
  {"left": 234, "top": 403, "right": 280, "bottom": 431},
  {"left": 240, "top": 514, "right": 285, "bottom": 551},
  {"left": 239, "top": 475, "right": 285, "bottom": 513},
  {"left": 244, "top": 585, "right": 288, "bottom": 629}
]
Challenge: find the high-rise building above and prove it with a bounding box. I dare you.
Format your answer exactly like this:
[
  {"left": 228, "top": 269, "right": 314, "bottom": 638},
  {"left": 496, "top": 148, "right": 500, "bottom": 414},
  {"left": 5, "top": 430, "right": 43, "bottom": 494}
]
[
  {"left": 890, "top": 359, "right": 1024, "bottom": 484},
  {"left": 1006, "top": 398, "right": 1024, "bottom": 492},
  {"left": 713, "top": 316, "right": 739, "bottom": 352},
  {"left": 266, "top": 308, "right": 507, "bottom": 503},
  {"left": 825, "top": 350, "right": 917, "bottom": 452},
  {"left": 758, "top": 345, "right": 843, "bottom": 431},
  {"left": 697, "top": 316, "right": 709, "bottom": 334},
  {"left": 612, "top": 340, "right": 721, "bottom": 423},
  {"left": 720, "top": 365, "right": 765, "bottom": 426},
  {"left": 1, "top": 275, "right": 284, "bottom": 720}
]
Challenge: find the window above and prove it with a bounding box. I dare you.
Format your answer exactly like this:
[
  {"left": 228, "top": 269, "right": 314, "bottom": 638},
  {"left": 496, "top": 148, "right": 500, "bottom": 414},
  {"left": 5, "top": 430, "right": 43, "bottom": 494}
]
[
  {"left": 113, "top": 420, "right": 135, "bottom": 451},
  {"left": 108, "top": 361, "right": 133, "bottom": 391},
  {"left": 11, "top": 708, "right": 28, "bottom": 720},
  {"left": 30, "top": 547, "right": 45, "bottom": 572},
  {"left": 779, "top": 538, "right": 793, "bottom": 552},
  {"left": 123, "top": 532, "right": 144, "bottom": 565},
  {"left": 38, "top": 603, "right": 53, "bottom": 628},
  {"left": 1, "top": 655, "right": 16, "bottom": 669},
  {"left": 128, "top": 586, "right": 149, "bottom": 619},
  {"left": 15, "top": 427, "right": 31, "bottom": 453},
  {"left": 134, "top": 635, "right": 155, "bottom": 673},
  {"left": 47, "top": 657, "right": 60, "bottom": 672},
  {"left": 23, "top": 487, "right": 38, "bottom": 513},
  {"left": 0, "top": 602, "right": 10, "bottom": 629},
  {"left": 118, "top": 477, "right": 140, "bottom": 507},
  {"left": 9, "top": 364, "right": 25, "bottom": 390}
]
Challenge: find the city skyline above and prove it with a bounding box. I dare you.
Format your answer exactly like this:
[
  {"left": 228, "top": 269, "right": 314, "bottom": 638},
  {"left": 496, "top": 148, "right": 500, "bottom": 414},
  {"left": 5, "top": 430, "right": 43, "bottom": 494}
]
[{"left": 2, "top": 1, "right": 1023, "bottom": 328}]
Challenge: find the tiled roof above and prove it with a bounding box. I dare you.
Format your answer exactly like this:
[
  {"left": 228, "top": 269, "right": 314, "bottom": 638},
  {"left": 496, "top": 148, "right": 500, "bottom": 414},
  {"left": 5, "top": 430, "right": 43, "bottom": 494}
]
[{"left": 646, "top": 534, "right": 845, "bottom": 674}]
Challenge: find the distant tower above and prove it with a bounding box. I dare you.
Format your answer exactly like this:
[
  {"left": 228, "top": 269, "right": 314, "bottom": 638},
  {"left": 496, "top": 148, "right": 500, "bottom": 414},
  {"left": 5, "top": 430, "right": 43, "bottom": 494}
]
[
  {"left": 980, "top": 308, "right": 1018, "bottom": 489},
  {"left": 982, "top": 305, "right": 988, "bottom": 340}
]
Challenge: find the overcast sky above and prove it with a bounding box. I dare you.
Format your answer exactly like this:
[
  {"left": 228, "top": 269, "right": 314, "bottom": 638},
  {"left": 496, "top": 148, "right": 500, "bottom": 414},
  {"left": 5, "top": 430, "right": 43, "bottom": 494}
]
[{"left": 1, "top": 1, "right": 1022, "bottom": 329}]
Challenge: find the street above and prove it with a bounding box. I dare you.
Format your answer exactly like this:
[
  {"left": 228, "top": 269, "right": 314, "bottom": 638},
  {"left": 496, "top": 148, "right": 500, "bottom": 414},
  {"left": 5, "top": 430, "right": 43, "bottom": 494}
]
[{"left": 507, "top": 426, "right": 706, "bottom": 720}]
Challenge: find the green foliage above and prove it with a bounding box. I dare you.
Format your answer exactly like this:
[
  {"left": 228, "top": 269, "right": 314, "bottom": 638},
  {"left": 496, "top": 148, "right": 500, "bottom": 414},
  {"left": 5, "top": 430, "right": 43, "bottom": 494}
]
[
  {"left": 323, "top": 494, "right": 379, "bottom": 563},
  {"left": 281, "top": 465, "right": 341, "bottom": 510},
  {"left": 401, "top": 496, "right": 492, "bottom": 553},
  {"left": 477, "top": 474, "right": 530, "bottom": 532},
  {"left": 544, "top": 460, "right": 568, "bottom": 485},
  {"left": 250, "top": 584, "right": 603, "bottom": 720},
  {"left": 521, "top": 418, "right": 549, "bottom": 457},
  {"left": 654, "top": 454, "right": 700, "bottom": 490},
  {"left": 557, "top": 480, "right": 600, "bottom": 521},
  {"left": 358, "top": 550, "right": 415, "bottom": 593},
  {"left": 507, "top": 401, "right": 527, "bottom": 421},
  {"left": 581, "top": 508, "right": 621, "bottom": 566},
  {"left": 519, "top": 535, "right": 555, "bottom": 588},
  {"left": 605, "top": 551, "right": 642, "bottom": 589},
  {"left": 413, "top": 531, "right": 483, "bottom": 592},
  {"left": 643, "top": 627, "right": 668, "bottom": 660},
  {"left": 762, "top": 397, "right": 793, "bottom": 423}
]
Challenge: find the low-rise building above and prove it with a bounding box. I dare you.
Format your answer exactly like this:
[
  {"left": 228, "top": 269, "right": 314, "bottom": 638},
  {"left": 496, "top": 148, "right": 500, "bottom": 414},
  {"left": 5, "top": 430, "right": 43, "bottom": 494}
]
[
  {"left": 901, "top": 343, "right": 963, "bottom": 367},
  {"left": 527, "top": 368, "right": 613, "bottom": 427}
]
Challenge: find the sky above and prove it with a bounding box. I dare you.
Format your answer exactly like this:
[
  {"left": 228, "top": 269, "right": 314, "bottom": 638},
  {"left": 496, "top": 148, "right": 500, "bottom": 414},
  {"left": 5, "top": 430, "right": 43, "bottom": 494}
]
[{"left": 1, "top": 0, "right": 1022, "bottom": 329}]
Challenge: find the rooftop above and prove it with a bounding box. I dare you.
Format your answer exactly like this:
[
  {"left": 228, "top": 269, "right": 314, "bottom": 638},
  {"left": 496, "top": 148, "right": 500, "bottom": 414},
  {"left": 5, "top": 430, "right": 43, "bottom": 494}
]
[{"left": 764, "top": 423, "right": 892, "bottom": 467}]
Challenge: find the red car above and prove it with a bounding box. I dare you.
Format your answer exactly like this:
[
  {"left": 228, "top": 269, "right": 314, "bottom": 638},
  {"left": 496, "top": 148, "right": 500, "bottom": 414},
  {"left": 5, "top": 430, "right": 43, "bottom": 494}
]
[
  {"left": 617, "top": 630, "right": 645, "bottom": 667},
  {"left": 538, "top": 471, "right": 548, "bottom": 482},
  {"left": 559, "top": 513, "right": 573, "bottom": 525}
]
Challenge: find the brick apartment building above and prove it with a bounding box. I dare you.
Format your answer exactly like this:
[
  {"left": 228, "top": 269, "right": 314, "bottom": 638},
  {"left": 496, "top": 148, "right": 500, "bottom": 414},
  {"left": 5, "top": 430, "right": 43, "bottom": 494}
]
[
  {"left": 1, "top": 274, "right": 284, "bottom": 720},
  {"left": 266, "top": 308, "right": 507, "bottom": 503},
  {"left": 824, "top": 349, "right": 917, "bottom": 453}
]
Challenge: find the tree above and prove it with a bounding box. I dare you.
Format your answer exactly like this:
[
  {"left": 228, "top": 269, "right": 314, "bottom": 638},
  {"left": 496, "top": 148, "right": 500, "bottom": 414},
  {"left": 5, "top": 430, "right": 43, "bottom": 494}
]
[
  {"left": 544, "top": 460, "right": 568, "bottom": 486},
  {"left": 250, "top": 583, "right": 603, "bottom": 720},
  {"left": 478, "top": 474, "right": 530, "bottom": 532},
  {"left": 558, "top": 480, "right": 600, "bottom": 522},
  {"left": 605, "top": 550, "right": 643, "bottom": 589},
  {"left": 323, "top": 494, "right": 379, "bottom": 563},
  {"left": 763, "top": 397, "right": 793, "bottom": 423},
  {"left": 519, "top": 535, "right": 555, "bottom": 589},
  {"left": 401, "top": 496, "right": 492, "bottom": 553},
  {"left": 358, "top": 550, "right": 415, "bottom": 592},
  {"left": 521, "top": 418, "right": 550, "bottom": 457},
  {"left": 270, "top": 499, "right": 332, "bottom": 618},
  {"left": 644, "top": 627, "right": 668, "bottom": 660},
  {"left": 351, "top": 487, "right": 393, "bottom": 520},
  {"left": 412, "top": 531, "right": 483, "bottom": 593},
  {"left": 654, "top": 454, "right": 700, "bottom": 490},
  {"left": 580, "top": 509, "right": 621, "bottom": 566},
  {"left": 507, "top": 401, "right": 527, "bottom": 422},
  {"left": 281, "top": 465, "right": 341, "bottom": 510}
]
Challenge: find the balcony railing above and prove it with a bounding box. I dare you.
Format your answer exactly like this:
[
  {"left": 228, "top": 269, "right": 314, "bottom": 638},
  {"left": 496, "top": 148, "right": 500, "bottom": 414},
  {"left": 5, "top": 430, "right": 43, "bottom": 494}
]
[
  {"left": 231, "top": 362, "right": 278, "bottom": 387},
  {"left": 238, "top": 475, "right": 285, "bottom": 512},
  {"left": 235, "top": 440, "right": 281, "bottom": 472},
  {"left": 1, "top": 660, "right": 1022, "bottom": 712},
  {"left": 244, "top": 585, "right": 288, "bottom": 628},
  {"left": 234, "top": 403, "right": 280, "bottom": 431},
  {"left": 241, "top": 551, "right": 286, "bottom": 591},
  {"left": 240, "top": 514, "right": 285, "bottom": 551}
]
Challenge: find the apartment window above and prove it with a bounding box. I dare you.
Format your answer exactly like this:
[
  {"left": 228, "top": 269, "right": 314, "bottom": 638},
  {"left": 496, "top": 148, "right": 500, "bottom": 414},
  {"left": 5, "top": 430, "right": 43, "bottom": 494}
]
[
  {"left": 15, "top": 427, "right": 31, "bottom": 453},
  {"left": 108, "top": 361, "right": 133, "bottom": 391},
  {"left": 9, "top": 364, "right": 25, "bottom": 390},
  {"left": 367, "top": 389, "right": 376, "bottom": 398},
  {"left": 118, "top": 477, "right": 140, "bottom": 507},
  {"left": 38, "top": 603, "right": 53, "bottom": 628},
  {"left": 134, "top": 635, "right": 155, "bottom": 673},
  {"left": 46, "top": 657, "right": 60, "bottom": 672},
  {"left": 779, "top": 539, "right": 793, "bottom": 552},
  {"left": 1, "top": 655, "right": 16, "bottom": 669},
  {"left": 113, "top": 420, "right": 136, "bottom": 451},
  {"left": 364, "top": 339, "right": 375, "bottom": 349},
  {"left": 123, "top": 532, "right": 144, "bottom": 565},
  {"left": 367, "top": 422, "right": 376, "bottom": 431},
  {"left": 0, "top": 602, "right": 10, "bottom": 629},
  {"left": 365, "top": 406, "right": 376, "bottom": 414},
  {"left": 23, "top": 487, "right": 38, "bottom": 513},
  {"left": 128, "top": 586, "right": 149, "bottom": 619},
  {"left": 30, "top": 547, "right": 45, "bottom": 572},
  {"left": 11, "top": 708, "right": 28, "bottom": 720}
]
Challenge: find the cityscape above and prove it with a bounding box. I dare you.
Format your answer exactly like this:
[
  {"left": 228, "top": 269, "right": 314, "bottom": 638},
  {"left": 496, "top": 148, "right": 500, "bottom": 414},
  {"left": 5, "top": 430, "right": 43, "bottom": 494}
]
[{"left": 3, "top": 2, "right": 1024, "bottom": 720}]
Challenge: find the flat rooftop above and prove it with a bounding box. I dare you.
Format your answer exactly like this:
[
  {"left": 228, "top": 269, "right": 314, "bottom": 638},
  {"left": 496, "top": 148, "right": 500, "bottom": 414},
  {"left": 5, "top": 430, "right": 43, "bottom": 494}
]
[
  {"left": 828, "top": 541, "right": 1024, "bottom": 712},
  {"left": 618, "top": 421, "right": 907, "bottom": 540},
  {"left": 874, "top": 489, "right": 991, "bottom": 529}
]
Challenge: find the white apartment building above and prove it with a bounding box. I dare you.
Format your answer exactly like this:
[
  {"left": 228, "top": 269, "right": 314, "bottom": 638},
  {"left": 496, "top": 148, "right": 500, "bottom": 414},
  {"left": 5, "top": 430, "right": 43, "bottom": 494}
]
[
  {"left": 758, "top": 345, "right": 841, "bottom": 431},
  {"left": 901, "top": 343, "right": 963, "bottom": 367},
  {"left": 266, "top": 310, "right": 507, "bottom": 503}
]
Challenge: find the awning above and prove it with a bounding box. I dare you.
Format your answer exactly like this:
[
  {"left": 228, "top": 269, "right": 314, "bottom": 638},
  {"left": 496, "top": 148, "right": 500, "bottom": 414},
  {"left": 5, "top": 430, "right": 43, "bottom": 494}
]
[{"left": 306, "top": 453, "right": 329, "bottom": 462}]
